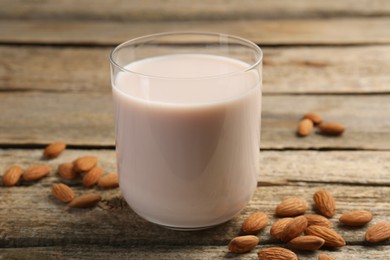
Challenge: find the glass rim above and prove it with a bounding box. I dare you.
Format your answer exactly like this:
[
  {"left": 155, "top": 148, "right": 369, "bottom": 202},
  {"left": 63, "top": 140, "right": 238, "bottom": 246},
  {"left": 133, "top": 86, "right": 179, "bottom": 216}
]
[{"left": 109, "top": 31, "right": 263, "bottom": 80}]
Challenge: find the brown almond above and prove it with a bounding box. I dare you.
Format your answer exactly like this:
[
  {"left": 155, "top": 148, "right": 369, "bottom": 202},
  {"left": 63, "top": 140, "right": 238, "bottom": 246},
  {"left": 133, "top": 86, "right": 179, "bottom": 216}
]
[
  {"left": 51, "top": 183, "right": 75, "bottom": 203},
  {"left": 297, "top": 118, "right": 313, "bottom": 137},
  {"left": 228, "top": 235, "right": 259, "bottom": 253},
  {"left": 318, "top": 254, "right": 335, "bottom": 260},
  {"left": 270, "top": 218, "right": 293, "bottom": 240},
  {"left": 68, "top": 193, "right": 101, "bottom": 208},
  {"left": 303, "top": 112, "right": 322, "bottom": 125},
  {"left": 281, "top": 215, "right": 308, "bottom": 242},
  {"left": 73, "top": 156, "right": 98, "bottom": 173},
  {"left": 83, "top": 167, "right": 103, "bottom": 188},
  {"left": 339, "top": 210, "right": 373, "bottom": 226},
  {"left": 23, "top": 164, "right": 51, "bottom": 181},
  {"left": 98, "top": 173, "right": 119, "bottom": 188},
  {"left": 242, "top": 211, "right": 269, "bottom": 235},
  {"left": 287, "top": 235, "right": 325, "bottom": 251},
  {"left": 318, "top": 122, "right": 345, "bottom": 136},
  {"left": 313, "top": 189, "right": 336, "bottom": 218},
  {"left": 43, "top": 142, "right": 66, "bottom": 159},
  {"left": 58, "top": 163, "right": 78, "bottom": 180},
  {"left": 2, "top": 165, "right": 23, "bottom": 187},
  {"left": 275, "top": 197, "right": 309, "bottom": 217},
  {"left": 305, "top": 214, "right": 333, "bottom": 228},
  {"left": 257, "top": 247, "right": 297, "bottom": 260},
  {"left": 365, "top": 222, "right": 390, "bottom": 243},
  {"left": 305, "top": 225, "right": 345, "bottom": 247}
]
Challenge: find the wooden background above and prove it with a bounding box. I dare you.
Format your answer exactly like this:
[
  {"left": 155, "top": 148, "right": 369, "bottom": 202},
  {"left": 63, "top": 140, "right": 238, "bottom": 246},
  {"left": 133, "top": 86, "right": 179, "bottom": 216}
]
[{"left": 1, "top": 0, "right": 390, "bottom": 259}]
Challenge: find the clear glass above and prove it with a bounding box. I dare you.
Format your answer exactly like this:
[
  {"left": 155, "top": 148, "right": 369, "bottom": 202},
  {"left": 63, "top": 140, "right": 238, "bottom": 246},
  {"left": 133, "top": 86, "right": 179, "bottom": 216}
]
[{"left": 110, "top": 32, "right": 262, "bottom": 230}]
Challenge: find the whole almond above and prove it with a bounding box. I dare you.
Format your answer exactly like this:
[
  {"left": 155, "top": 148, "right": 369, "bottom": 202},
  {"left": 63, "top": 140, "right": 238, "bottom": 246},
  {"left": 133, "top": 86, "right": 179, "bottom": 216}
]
[
  {"left": 2, "top": 165, "right": 23, "bottom": 187},
  {"left": 303, "top": 112, "right": 322, "bottom": 125},
  {"left": 98, "top": 173, "right": 119, "bottom": 188},
  {"left": 23, "top": 164, "right": 51, "bottom": 181},
  {"left": 43, "top": 142, "right": 66, "bottom": 159},
  {"left": 257, "top": 247, "right": 297, "bottom": 260},
  {"left": 287, "top": 235, "right": 325, "bottom": 251},
  {"left": 83, "top": 167, "right": 103, "bottom": 188},
  {"left": 297, "top": 118, "right": 313, "bottom": 137},
  {"left": 228, "top": 235, "right": 259, "bottom": 253},
  {"left": 58, "top": 163, "right": 78, "bottom": 180},
  {"left": 242, "top": 211, "right": 269, "bottom": 234},
  {"left": 270, "top": 218, "right": 293, "bottom": 239},
  {"left": 281, "top": 215, "right": 308, "bottom": 242},
  {"left": 318, "top": 122, "right": 345, "bottom": 136},
  {"left": 365, "top": 222, "right": 390, "bottom": 243},
  {"left": 275, "top": 197, "right": 309, "bottom": 217},
  {"left": 73, "top": 156, "right": 98, "bottom": 173},
  {"left": 313, "top": 189, "right": 336, "bottom": 218},
  {"left": 68, "top": 193, "right": 101, "bottom": 208},
  {"left": 305, "top": 214, "right": 333, "bottom": 228},
  {"left": 305, "top": 225, "right": 345, "bottom": 247},
  {"left": 51, "top": 183, "right": 75, "bottom": 203},
  {"left": 318, "top": 254, "right": 335, "bottom": 260},
  {"left": 339, "top": 210, "right": 373, "bottom": 226}
]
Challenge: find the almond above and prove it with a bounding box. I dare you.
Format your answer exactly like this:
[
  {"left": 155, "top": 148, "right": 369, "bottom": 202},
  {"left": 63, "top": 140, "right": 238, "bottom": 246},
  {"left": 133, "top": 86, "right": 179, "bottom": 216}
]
[
  {"left": 303, "top": 112, "right": 322, "bottom": 125},
  {"left": 281, "top": 215, "right": 308, "bottom": 242},
  {"left": 2, "top": 165, "right": 23, "bottom": 187},
  {"left": 318, "top": 254, "right": 335, "bottom": 260},
  {"left": 287, "top": 235, "right": 325, "bottom": 251},
  {"left": 23, "top": 164, "right": 51, "bottom": 181},
  {"left": 297, "top": 118, "right": 313, "bottom": 137},
  {"left": 43, "top": 142, "right": 66, "bottom": 159},
  {"left": 270, "top": 218, "right": 293, "bottom": 240},
  {"left": 257, "top": 247, "right": 297, "bottom": 260},
  {"left": 275, "top": 197, "right": 309, "bottom": 217},
  {"left": 305, "top": 225, "right": 345, "bottom": 247},
  {"left": 83, "top": 167, "right": 103, "bottom": 188},
  {"left": 98, "top": 173, "right": 119, "bottom": 188},
  {"left": 313, "top": 189, "right": 336, "bottom": 218},
  {"left": 73, "top": 156, "right": 98, "bottom": 173},
  {"left": 228, "top": 235, "right": 259, "bottom": 253},
  {"left": 51, "top": 183, "right": 75, "bottom": 203},
  {"left": 242, "top": 211, "right": 269, "bottom": 235},
  {"left": 305, "top": 214, "right": 333, "bottom": 228},
  {"left": 339, "top": 210, "right": 373, "bottom": 226},
  {"left": 57, "top": 163, "right": 78, "bottom": 180},
  {"left": 318, "top": 122, "right": 345, "bottom": 136},
  {"left": 365, "top": 222, "right": 390, "bottom": 243},
  {"left": 68, "top": 193, "right": 101, "bottom": 208}
]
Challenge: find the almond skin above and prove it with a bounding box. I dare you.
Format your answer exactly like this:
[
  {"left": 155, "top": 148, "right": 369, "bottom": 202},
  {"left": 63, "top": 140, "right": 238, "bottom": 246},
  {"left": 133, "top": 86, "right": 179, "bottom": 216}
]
[
  {"left": 313, "top": 189, "right": 336, "bottom": 218},
  {"left": 2, "top": 165, "right": 23, "bottom": 187},
  {"left": 281, "top": 215, "right": 308, "bottom": 242},
  {"left": 305, "top": 225, "right": 346, "bottom": 247},
  {"left": 318, "top": 254, "right": 335, "bottom": 260},
  {"left": 68, "top": 193, "right": 101, "bottom": 208},
  {"left": 303, "top": 112, "right": 322, "bottom": 125},
  {"left": 270, "top": 218, "right": 293, "bottom": 240},
  {"left": 339, "top": 210, "right": 373, "bottom": 226},
  {"left": 51, "top": 183, "right": 75, "bottom": 203},
  {"left": 228, "top": 235, "right": 259, "bottom": 253},
  {"left": 73, "top": 156, "right": 98, "bottom": 173},
  {"left": 287, "top": 235, "right": 325, "bottom": 251},
  {"left": 57, "top": 163, "right": 78, "bottom": 180},
  {"left": 83, "top": 167, "right": 103, "bottom": 188},
  {"left": 318, "top": 122, "right": 345, "bottom": 136},
  {"left": 98, "top": 173, "right": 119, "bottom": 188},
  {"left": 365, "top": 222, "right": 390, "bottom": 243},
  {"left": 43, "top": 142, "right": 66, "bottom": 159},
  {"left": 23, "top": 164, "right": 51, "bottom": 181},
  {"left": 305, "top": 214, "right": 333, "bottom": 228},
  {"left": 297, "top": 118, "right": 313, "bottom": 137},
  {"left": 242, "top": 211, "right": 269, "bottom": 235},
  {"left": 275, "top": 197, "right": 309, "bottom": 217},
  {"left": 257, "top": 247, "right": 297, "bottom": 260}
]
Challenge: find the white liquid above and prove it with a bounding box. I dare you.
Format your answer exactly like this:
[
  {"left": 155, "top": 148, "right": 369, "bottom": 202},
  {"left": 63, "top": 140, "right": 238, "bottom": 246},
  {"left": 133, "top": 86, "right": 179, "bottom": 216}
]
[{"left": 112, "top": 54, "right": 261, "bottom": 229}]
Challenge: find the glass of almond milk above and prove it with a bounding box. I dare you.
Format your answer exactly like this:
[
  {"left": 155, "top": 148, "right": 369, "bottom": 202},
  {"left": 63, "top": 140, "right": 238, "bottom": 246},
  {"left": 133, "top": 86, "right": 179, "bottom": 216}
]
[{"left": 110, "top": 32, "right": 262, "bottom": 230}]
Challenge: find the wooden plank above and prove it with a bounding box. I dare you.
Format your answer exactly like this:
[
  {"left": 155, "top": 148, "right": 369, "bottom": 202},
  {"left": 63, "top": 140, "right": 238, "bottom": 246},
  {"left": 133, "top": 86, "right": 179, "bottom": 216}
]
[
  {"left": 1, "top": 18, "right": 390, "bottom": 45},
  {"left": 1, "top": 92, "right": 390, "bottom": 149},
  {"left": 2, "top": 45, "right": 390, "bottom": 94}
]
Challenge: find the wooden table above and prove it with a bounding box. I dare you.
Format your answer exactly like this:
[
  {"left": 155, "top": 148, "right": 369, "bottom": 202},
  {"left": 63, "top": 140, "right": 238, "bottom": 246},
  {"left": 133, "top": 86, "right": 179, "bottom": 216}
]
[{"left": 1, "top": 1, "right": 390, "bottom": 259}]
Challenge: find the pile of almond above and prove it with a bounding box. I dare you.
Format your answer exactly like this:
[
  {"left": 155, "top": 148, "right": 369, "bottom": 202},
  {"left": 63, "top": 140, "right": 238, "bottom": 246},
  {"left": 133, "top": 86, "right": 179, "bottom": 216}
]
[
  {"left": 228, "top": 189, "right": 390, "bottom": 259},
  {"left": 1, "top": 142, "right": 119, "bottom": 209},
  {"left": 297, "top": 112, "right": 345, "bottom": 137}
]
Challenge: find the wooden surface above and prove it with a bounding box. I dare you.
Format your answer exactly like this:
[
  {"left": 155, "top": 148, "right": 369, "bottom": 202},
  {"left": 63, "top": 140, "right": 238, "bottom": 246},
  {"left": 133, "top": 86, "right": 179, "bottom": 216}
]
[{"left": 1, "top": 1, "right": 390, "bottom": 259}]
